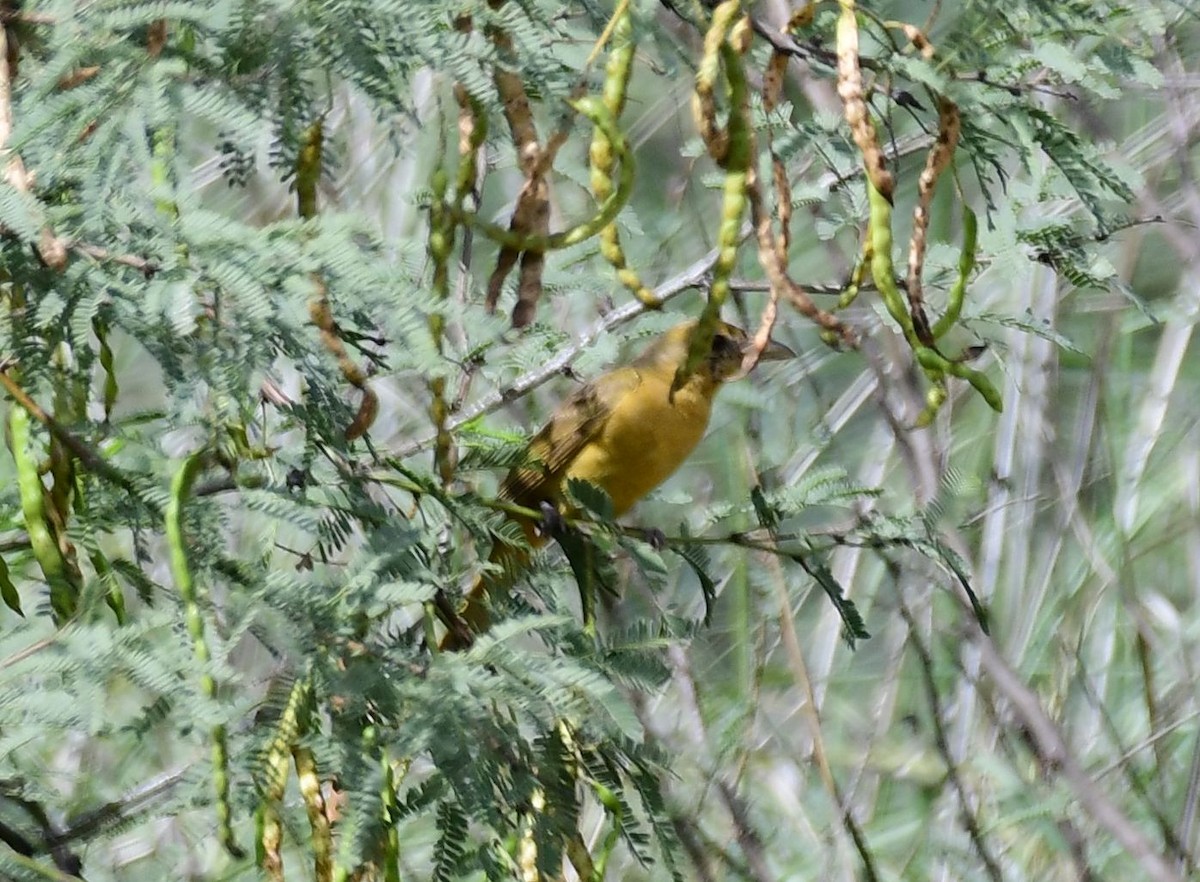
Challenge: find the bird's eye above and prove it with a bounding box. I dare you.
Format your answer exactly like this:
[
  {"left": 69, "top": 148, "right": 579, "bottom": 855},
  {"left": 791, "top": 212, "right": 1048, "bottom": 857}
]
[{"left": 712, "top": 333, "right": 741, "bottom": 357}]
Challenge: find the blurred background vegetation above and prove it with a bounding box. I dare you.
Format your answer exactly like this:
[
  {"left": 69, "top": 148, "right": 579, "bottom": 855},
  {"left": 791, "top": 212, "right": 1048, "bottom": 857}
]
[{"left": 0, "top": 0, "right": 1197, "bottom": 880}]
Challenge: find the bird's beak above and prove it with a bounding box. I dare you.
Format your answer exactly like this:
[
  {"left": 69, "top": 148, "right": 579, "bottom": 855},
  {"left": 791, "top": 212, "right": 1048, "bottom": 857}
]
[
  {"left": 749, "top": 337, "right": 796, "bottom": 362},
  {"left": 730, "top": 334, "right": 796, "bottom": 381}
]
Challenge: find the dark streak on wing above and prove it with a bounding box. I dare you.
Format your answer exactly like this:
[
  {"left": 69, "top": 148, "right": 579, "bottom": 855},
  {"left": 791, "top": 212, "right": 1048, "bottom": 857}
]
[{"left": 498, "top": 369, "right": 642, "bottom": 508}]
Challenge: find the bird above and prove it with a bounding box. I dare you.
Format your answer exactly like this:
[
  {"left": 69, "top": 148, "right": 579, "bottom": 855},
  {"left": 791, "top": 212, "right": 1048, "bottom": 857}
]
[{"left": 438, "top": 318, "right": 795, "bottom": 649}]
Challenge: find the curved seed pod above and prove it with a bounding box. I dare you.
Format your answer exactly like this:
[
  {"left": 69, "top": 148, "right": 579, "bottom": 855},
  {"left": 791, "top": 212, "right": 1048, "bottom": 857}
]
[
  {"left": 838, "top": 240, "right": 872, "bottom": 308},
  {"left": 758, "top": 2, "right": 794, "bottom": 259},
  {"left": 94, "top": 318, "right": 118, "bottom": 420},
  {"left": 449, "top": 96, "right": 635, "bottom": 254},
  {"left": 296, "top": 118, "right": 322, "bottom": 221},
  {"left": 915, "top": 346, "right": 1002, "bottom": 414},
  {"left": 677, "top": 34, "right": 753, "bottom": 390},
  {"left": 429, "top": 375, "right": 455, "bottom": 486},
  {"left": 742, "top": 5, "right": 853, "bottom": 361},
  {"left": 74, "top": 472, "right": 126, "bottom": 622},
  {"left": 482, "top": 14, "right": 553, "bottom": 329},
  {"left": 342, "top": 389, "right": 379, "bottom": 443},
  {"left": 429, "top": 163, "right": 451, "bottom": 299},
  {"left": 308, "top": 278, "right": 378, "bottom": 443},
  {"left": 9, "top": 404, "right": 78, "bottom": 621},
  {"left": 257, "top": 676, "right": 310, "bottom": 802},
  {"left": 167, "top": 452, "right": 244, "bottom": 858},
  {"left": 0, "top": 554, "right": 19, "bottom": 616},
  {"left": 836, "top": 1, "right": 894, "bottom": 202},
  {"left": 257, "top": 676, "right": 313, "bottom": 878},
  {"left": 591, "top": 3, "right": 659, "bottom": 307},
  {"left": 453, "top": 84, "right": 488, "bottom": 209},
  {"left": 293, "top": 746, "right": 333, "bottom": 882},
  {"left": 47, "top": 344, "right": 83, "bottom": 558},
  {"left": 866, "top": 180, "right": 915, "bottom": 340},
  {"left": 692, "top": 0, "right": 742, "bottom": 163},
  {"left": 428, "top": 161, "right": 457, "bottom": 484},
  {"left": 907, "top": 96, "right": 961, "bottom": 344},
  {"left": 933, "top": 204, "right": 978, "bottom": 339},
  {"left": 257, "top": 802, "right": 283, "bottom": 882},
  {"left": 748, "top": 169, "right": 855, "bottom": 349},
  {"left": 296, "top": 120, "right": 378, "bottom": 442}
]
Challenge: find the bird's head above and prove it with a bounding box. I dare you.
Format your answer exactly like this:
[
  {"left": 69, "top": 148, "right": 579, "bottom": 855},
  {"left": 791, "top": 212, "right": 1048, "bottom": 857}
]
[{"left": 636, "top": 319, "right": 795, "bottom": 383}]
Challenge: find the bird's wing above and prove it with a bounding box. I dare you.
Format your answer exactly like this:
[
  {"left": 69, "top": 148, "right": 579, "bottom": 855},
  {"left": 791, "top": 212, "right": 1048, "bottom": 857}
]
[{"left": 499, "top": 367, "right": 642, "bottom": 508}]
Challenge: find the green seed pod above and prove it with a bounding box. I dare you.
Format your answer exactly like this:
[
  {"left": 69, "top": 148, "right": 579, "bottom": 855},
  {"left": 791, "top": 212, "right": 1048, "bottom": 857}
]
[
  {"left": 448, "top": 96, "right": 634, "bottom": 253},
  {"left": 10, "top": 405, "right": 77, "bottom": 621},
  {"left": 678, "top": 35, "right": 753, "bottom": 390},
  {"left": 94, "top": 318, "right": 118, "bottom": 420},
  {"left": 932, "top": 205, "right": 978, "bottom": 339},
  {"left": 296, "top": 119, "right": 324, "bottom": 220},
  {"left": 167, "top": 451, "right": 244, "bottom": 857},
  {"left": 590, "top": 4, "right": 660, "bottom": 306},
  {"left": 866, "top": 180, "right": 915, "bottom": 342}
]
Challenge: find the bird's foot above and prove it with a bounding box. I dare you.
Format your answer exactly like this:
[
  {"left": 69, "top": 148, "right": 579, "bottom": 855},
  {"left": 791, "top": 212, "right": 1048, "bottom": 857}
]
[
  {"left": 537, "top": 501, "right": 567, "bottom": 538},
  {"left": 642, "top": 527, "right": 667, "bottom": 551}
]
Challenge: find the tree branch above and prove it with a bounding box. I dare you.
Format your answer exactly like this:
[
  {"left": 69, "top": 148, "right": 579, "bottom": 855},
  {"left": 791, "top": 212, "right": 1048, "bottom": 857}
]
[
  {"left": 0, "top": 9, "right": 66, "bottom": 268},
  {"left": 389, "top": 245, "right": 722, "bottom": 459},
  {"left": 0, "top": 367, "right": 141, "bottom": 496}
]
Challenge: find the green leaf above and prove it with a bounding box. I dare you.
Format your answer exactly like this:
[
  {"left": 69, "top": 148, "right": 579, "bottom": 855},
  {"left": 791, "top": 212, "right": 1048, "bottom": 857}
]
[
  {"left": 0, "top": 556, "right": 22, "bottom": 617},
  {"left": 974, "top": 310, "right": 1087, "bottom": 356},
  {"left": 794, "top": 556, "right": 870, "bottom": 648},
  {"left": 566, "top": 478, "right": 615, "bottom": 521},
  {"left": 624, "top": 538, "right": 669, "bottom": 588},
  {"left": 750, "top": 484, "right": 779, "bottom": 530},
  {"left": 672, "top": 531, "right": 717, "bottom": 626},
  {"left": 557, "top": 529, "right": 618, "bottom": 632}
]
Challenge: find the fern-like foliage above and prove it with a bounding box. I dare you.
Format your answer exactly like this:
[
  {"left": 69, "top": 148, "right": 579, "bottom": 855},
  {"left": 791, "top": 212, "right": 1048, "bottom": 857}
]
[{"left": 0, "top": 0, "right": 1173, "bottom": 879}]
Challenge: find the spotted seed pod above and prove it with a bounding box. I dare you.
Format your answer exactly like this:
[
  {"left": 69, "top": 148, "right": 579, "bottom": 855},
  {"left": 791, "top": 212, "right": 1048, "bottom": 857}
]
[
  {"left": 907, "top": 96, "right": 962, "bottom": 344},
  {"left": 680, "top": 33, "right": 753, "bottom": 388},
  {"left": 692, "top": 0, "right": 741, "bottom": 164},
  {"left": 836, "top": 1, "right": 894, "bottom": 202},
  {"left": 590, "top": 4, "right": 660, "bottom": 307},
  {"left": 450, "top": 96, "right": 634, "bottom": 255}
]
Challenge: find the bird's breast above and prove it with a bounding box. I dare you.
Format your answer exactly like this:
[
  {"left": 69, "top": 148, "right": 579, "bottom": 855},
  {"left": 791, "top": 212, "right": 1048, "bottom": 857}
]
[{"left": 566, "top": 372, "right": 715, "bottom": 516}]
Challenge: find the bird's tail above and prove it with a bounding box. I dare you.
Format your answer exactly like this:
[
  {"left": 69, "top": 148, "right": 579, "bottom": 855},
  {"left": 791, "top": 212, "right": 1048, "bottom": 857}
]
[{"left": 438, "top": 519, "right": 542, "bottom": 651}]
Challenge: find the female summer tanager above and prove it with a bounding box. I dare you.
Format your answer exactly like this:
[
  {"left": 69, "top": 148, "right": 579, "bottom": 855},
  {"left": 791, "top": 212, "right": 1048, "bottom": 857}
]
[{"left": 441, "top": 319, "right": 794, "bottom": 649}]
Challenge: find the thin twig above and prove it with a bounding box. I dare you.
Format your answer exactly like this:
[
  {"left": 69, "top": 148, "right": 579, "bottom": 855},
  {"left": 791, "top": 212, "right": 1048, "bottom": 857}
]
[
  {"left": 965, "top": 619, "right": 1185, "bottom": 882},
  {"left": 391, "top": 122, "right": 934, "bottom": 461},
  {"left": 774, "top": 573, "right": 880, "bottom": 880},
  {"left": 389, "top": 244, "right": 724, "bottom": 459},
  {"left": 896, "top": 588, "right": 1004, "bottom": 881},
  {"left": 0, "top": 635, "right": 58, "bottom": 671},
  {"left": 70, "top": 242, "right": 158, "bottom": 275}
]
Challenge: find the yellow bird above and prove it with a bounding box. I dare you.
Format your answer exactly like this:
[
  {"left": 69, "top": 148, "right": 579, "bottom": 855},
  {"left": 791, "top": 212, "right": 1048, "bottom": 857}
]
[{"left": 440, "top": 319, "right": 794, "bottom": 649}]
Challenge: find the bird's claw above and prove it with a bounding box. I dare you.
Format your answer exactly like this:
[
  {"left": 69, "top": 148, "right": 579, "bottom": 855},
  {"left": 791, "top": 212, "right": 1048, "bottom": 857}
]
[
  {"left": 538, "top": 501, "right": 567, "bottom": 538},
  {"left": 643, "top": 527, "right": 667, "bottom": 551}
]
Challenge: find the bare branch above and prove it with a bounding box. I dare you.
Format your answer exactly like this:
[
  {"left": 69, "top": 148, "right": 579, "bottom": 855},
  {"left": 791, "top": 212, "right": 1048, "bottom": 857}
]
[{"left": 0, "top": 13, "right": 66, "bottom": 269}]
